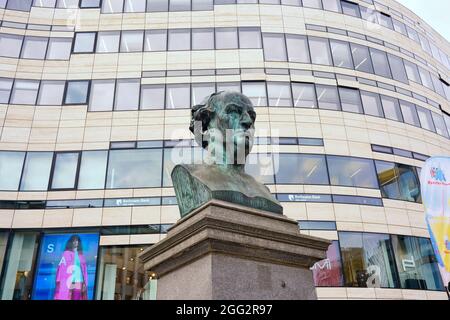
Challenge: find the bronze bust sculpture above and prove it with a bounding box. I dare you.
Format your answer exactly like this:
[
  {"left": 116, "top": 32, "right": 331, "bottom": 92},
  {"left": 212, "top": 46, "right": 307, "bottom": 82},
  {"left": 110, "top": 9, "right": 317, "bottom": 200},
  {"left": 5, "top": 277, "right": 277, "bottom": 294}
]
[{"left": 171, "top": 91, "right": 283, "bottom": 217}]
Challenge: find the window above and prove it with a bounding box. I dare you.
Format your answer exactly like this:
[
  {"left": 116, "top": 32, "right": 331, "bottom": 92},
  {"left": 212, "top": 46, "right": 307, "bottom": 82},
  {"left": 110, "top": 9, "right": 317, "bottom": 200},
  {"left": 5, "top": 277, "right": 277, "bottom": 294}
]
[
  {"left": 216, "top": 28, "right": 238, "bottom": 49},
  {"left": 400, "top": 101, "right": 420, "bottom": 127},
  {"left": 80, "top": 0, "right": 100, "bottom": 7},
  {"left": 169, "top": 0, "right": 190, "bottom": 10},
  {"left": 431, "top": 113, "right": 449, "bottom": 138},
  {"left": 393, "top": 19, "right": 407, "bottom": 35},
  {"left": 89, "top": 80, "right": 116, "bottom": 111},
  {"left": 147, "top": 0, "right": 168, "bottom": 11},
  {"left": 141, "top": 84, "right": 165, "bottom": 110},
  {"left": 316, "top": 85, "right": 340, "bottom": 110},
  {"left": 445, "top": 114, "right": 450, "bottom": 137},
  {"left": 21, "top": 37, "right": 48, "bottom": 60},
  {"left": 0, "top": 78, "right": 13, "bottom": 103},
  {"left": 101, "top": 0, "right": 124, "bottom": 12},
  {"left": 286, "top": 34, "right": 310, "bottom": 63},
  {"left": 216, "top": 82, "right": 240, "bottom": 92},
  {"left": 144, "top": 30, "right": 167, "bottom": 51},
  {"left": 0, "top": 152, "right": 25, "bottom": 191},
  {"left": 115, "top": 79, "right": 140, "bottom": 110},
  {"left": 65, "top": 81, "right": 89, "bottom": 105},
  {"left": 168, "top": 29, "right": 191, "bottom": 51},
  {"left": 341, "top": 0, "right": 360, "bottom": 18},
  {"left": 370, "top": 48, "right": 391, "bottom": 78},
  {"left": 275, "top": 154, "right": 329, "bottom": 185},
  {"left": 380, "top": 95, "right": 403, "bottom": 122},
  {"left": 309, "top": 37, "right": 332, "bottom": 66},
  {"left": 361, "top": 91, "right": 384, "bottom": 118},
  {"left": 166, "top": 84, "right": 190, "bottom": 109},
  {"left": 46, "top": 38, "right": 72, "bottom": 60},
  {"left": 77, "top": 151, "right": 108, "bottom": 189},
  {"left": 404, "top": 60, "right": 421, "bottom": 84},
  {"left": 192, "top": 28, "right": 214, "bottom": 50},
  {"left": 0, "top": 232, "right": 40, "bottom": 300},
  {"left": 322, "top": 0, "right": 341, "bottom": 12},
  {"left": 241, "top": 82, "right": 267, "bottom": 107},
  {"left": 106, "top": 149, "right": 163, "bottom": 188},
  {"left": 338, "top": 87, "right": 362, "bottom": 114},
  {"left": 327, "top": 156, "right": 378, "bottom": 188},
  {"left": 262, "top": 33, "right": 287, "bottom": 62},
  {"left": 416, "top": 106, "right": 436, "bottom": 132},
  {"left": 302, "top": 0, "right": 321, "bottom": 9},
  {"left": 0, "top": 34, "right": 23, "bottom": 58},
  {"left": 10, "top": 80, "right": 40, "bottom": 105},
  {"left": 378, "top": 12, "right": 393, "bottom": 29},
  {"left": 244, "top": 153, "right": 275, "bottom": 184},
  {"left": 37, "top": 81, "right": 65, "bottom": 106},
  {"left": 340, "top": 232, "right": 399, "bottom": 288},
  {"left": 97, "top": 32, "right": 120, "bottom": 53},
  {"left": 387, "top": 54, "right": 408, "bottom": 84},
  {"left": 391, "top": 236, "right": 444, "bottom": 291},
  {"left": 418, "top": 67, "right": 435, "bottom": 90},
  {"left": 73, "top": 33, "right": 97, "bottom": 53},
  {"left": 330, "top": 40, "right": 353, "bottom": 69},
  {"left": 124, "top": 0, "right": 146, "bottom": 12},
  {"left": 120, "top": 31, "right": 144, "bottom": 52},
  {"left": 33, "top": 0, "right": 57, "bottom": 6},
  {"left": 239, "top": 27, "right": 261, "bottom": 49},
  {"left": 292, "top": 83, "right": 317, "bottom": 108},
  {"left": 192, "top": 0, "right": 213, "bottom": 10},
  {"left": 267, "top": 82, "right": 292, "bottom": 107},
  {"left": 20, "top": 152, "right": 53, "bottom": 191},
  {"left": 375, "top": 161, "right": 420, "bottom": 202},
  {"left": 50, "top": 152, "right": 80, "bottom": 190},
  {"left": 6, "top": 0, "right": 33, "bottom": 11},
  {"left": 311, "top": 241, "right": 344, "bottom": 287},
  {"left": 192, "top": 83, "right": 215, "bottom": 106},
  {"left": 56, "top": 0, "right": 79, "bottom": 8}
]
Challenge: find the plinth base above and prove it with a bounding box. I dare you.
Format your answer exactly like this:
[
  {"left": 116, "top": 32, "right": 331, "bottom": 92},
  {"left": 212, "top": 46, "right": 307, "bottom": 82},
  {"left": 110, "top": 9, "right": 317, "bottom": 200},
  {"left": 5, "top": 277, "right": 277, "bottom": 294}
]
[{"left": 140, "top": 200, "right": 330, "bottom": 300}]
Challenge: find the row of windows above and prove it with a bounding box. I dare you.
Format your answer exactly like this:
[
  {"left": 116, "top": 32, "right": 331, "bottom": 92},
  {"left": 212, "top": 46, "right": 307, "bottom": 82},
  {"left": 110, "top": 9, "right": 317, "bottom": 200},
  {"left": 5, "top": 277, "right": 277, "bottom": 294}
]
[
  {"left": 0, "top": 147, "right": 423, "bottom": 205},
  {"left": 3, "top": 0, "right": 449, "bottom": 72},
  {"left": 312, "top": 232, "right": 444, "bottom": 291}
]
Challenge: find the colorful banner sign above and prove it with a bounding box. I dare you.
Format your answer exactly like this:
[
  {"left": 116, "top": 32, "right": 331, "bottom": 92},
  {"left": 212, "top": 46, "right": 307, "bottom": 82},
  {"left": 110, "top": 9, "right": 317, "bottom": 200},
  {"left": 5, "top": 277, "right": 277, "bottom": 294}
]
[{"left": 420, "top": 157, "right": 450, "bottom": 289}]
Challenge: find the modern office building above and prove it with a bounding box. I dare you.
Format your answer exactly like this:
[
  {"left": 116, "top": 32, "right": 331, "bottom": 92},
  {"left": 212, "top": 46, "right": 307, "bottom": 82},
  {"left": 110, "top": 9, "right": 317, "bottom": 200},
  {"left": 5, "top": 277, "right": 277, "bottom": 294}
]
[{"left": 0, "top": 0, "right": 449, "bottom": 300}]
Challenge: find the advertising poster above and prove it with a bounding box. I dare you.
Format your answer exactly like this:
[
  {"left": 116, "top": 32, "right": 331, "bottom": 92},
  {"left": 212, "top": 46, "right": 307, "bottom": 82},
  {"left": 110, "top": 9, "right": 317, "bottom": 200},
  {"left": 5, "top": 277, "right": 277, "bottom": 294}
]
[
  {"left": 420, "top": 157, "right": 450, "bottom": 289},
  {"left": 32, "top": 233, "right": 100, "bottom": 300}
]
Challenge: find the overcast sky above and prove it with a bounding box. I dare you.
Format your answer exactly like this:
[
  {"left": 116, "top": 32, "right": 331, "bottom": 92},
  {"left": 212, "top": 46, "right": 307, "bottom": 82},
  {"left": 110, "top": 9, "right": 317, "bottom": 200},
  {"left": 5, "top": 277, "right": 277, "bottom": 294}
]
[{"left": 396, "top": 0, "right": 450, "bottom": 42}]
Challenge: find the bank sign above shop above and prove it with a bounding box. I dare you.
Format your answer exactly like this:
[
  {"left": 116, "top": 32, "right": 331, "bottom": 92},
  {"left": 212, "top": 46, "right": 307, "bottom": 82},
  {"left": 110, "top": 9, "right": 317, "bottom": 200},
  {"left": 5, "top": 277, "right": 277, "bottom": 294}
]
[{"left": 420, "top": 157, "right": 450, "bottom": 289}]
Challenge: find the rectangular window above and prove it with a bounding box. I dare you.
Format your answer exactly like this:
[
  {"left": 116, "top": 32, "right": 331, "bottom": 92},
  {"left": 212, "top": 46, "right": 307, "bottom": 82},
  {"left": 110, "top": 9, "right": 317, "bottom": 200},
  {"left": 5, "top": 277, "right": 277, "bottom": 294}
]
[
  {"left": 10, "top": 80, "right": 40, "bottom": 105},
  {"left": 400, "top": 101, "right": 420, "bottom": 127},
  {"left": 106, "top": 149, "right": 163, "bottom": 188},
  {"left": 0, "top": 34, "right": 23, "bottom": 58},
  {"left": 216, "top": 27, "right": 238, "bottom": 49},
  {"left": 166, "top": 84, "right": 190, "bottom": 109},
  {"left": 77, "top": 151, "right": 108, "bottom": 190},
  {"left": 56, "top": 0, "right": 79, "bottom": 8},
  {"left": 339, "top": 87, "right": 362, "bottom": 114},
  {"left": 361, "top": 91, "right": 384, "bottom": 118},
  {"left": 275, "top": 154, "right": 329, "bottom": 185},
  {"left": 34, "top": 0, "right": 57, "bottom": 6},
  {"left": 50, "top": 152, "right": 80, "bottom": 190},
  {"left": 244, "top": 153, "right": 275, "bottom": 185},
  {"left": 267, "top": 82, "right": 292, "bottom": 107},
  {"left": 311, "top": 241, "right": 344, "bottom": 287},
  {"left": 115, "top": 79, "right": 140, "bottom": 111},
  {"left": 322, "top": 0, "right": 341, "bottom": 12},
  {"left": 169, "top": 0, "right": 190, "bottom": 11},
  {"left": 6, "top": 0, "right": 33, "bottom": 11},
  {"left": 21, "top": 37, "right": 48, "bottom": 60},
  {"left": 418, "top": 67, "right": 435, "bottom": 90},
  {"left": 327, "top": 155, "right": 378, "bottom": 188},
  {"left": 380, "top": 95, "right": 403, "bottom": 122},
  {"left": 341, "top": 0, "right": 360, "bottom": 18},
  {"left": 0, "top": 151, "right": 25, "bottom": 191},
  {"left": 330, "top": 39, "right": 353, "bottom": 69},
  {"left": 416, "top": 106, "right": 436, "bottom": 132},
  {"left": 370, "top": 48, "right": 392, "bottom": 78},
  {"left": 37, "top": 81, "right": 65, "bottom": 106},
  {"left": 216, "top": 82, "right": 241, "bottom": 92},
  {"left": 309, "top": 37, "right": 332, "bottom": 66},
  {"left": 124, "top": 0, "right": 146, "bottom": 12},
  {"left": 387, "top": 54, "right": 408, "bottom": 84},
  {"left": 141, "top": 84, "right": 165, "bottom": 110},
  {"left": 404, "top": 60, "right": 421, "bottom": 84},
  {"left": 316, "top": 84, "right": 340, "bottom": 111},
  {"left": 378, "top": 12, "right": 393, "bottom": 29},
  {"left": 20, "top": 152, "right": 53, "bottom": 191},
  {"left": 89, "top": 80, "right": 115, "bottom": 111},
  {"left": 192, "top": 28, "right": 214, "bottom": 50},
  {"left": 97, "top": 32, "right": 120, "bottom": 53},
  {"left": 340, "top": 232, "right": 399, "bottom": 288},
  {"left": 292, "top": 83, "right": 317, "bottom": 108},
  {"left": 431, "top": 113, "right": 449, "bottom": 138},
  {"left": 286, "top": 34, "right": 310, "bottom": 63},
  {"left": 238, "top": 27, "right": 261, "bottom": 49},
  {"left": 0, "top": 78, "right": 13, "bottom": 103},
  {"left": 168, "top": 29, "right": 191, "bottom": 51},
  {"left": 192, "top": 83, "right": 215, "bottom": 106},
  {"left": 241, "top": 82, "right": 267, "bottom": 107},
  {"left": 147, "top": 0, "right": 168, "bottom": 11},
  {"left": 80, "top": 0, "right": 101, "bottom": 7},
  {"left": 144, "top": 30, "right": 167, "bottom": 51},
  {"left": 120, "top": 31, "right": 144, "bottom": 52},
  {"left": 46, "top": 38, "right": 72, "bottom": 60},
  {"left": 101, "top": 0, "right": 123, "bottom": 12},
  {"left": 302, "top": 0, "right": 321, "bottom": 9},
  {"left": 65, "top": 81, "right": 89, "bottom": 105},
  {"left": 262, "top": 33, "right": 287, "bottom": 62},
  {"left": 73, "top": 32, "right": 97, "bottom": 53}
]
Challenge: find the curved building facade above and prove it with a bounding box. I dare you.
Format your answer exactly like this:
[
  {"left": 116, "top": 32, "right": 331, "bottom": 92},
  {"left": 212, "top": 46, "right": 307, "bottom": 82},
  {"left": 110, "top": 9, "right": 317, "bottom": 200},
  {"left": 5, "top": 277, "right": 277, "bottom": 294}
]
[{"left": 0, "top": 0, "right": 449, "bottom": 300}]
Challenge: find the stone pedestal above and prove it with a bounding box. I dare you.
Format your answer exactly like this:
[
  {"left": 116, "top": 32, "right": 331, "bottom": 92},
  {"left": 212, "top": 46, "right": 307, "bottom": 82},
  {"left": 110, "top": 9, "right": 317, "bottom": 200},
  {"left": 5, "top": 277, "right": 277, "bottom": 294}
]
[{"left": 140, "top": 200, "right": 330, "bottom": 300}]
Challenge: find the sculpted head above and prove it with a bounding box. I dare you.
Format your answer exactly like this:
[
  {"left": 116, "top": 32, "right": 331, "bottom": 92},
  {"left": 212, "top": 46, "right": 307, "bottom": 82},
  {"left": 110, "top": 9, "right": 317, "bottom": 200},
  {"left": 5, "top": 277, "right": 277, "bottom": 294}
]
[{"left": 190, "top": 91, "right": 256, "bottom": 164}]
